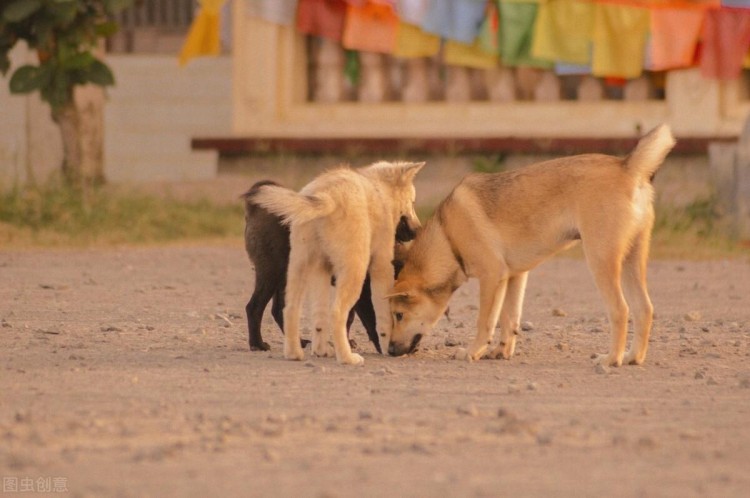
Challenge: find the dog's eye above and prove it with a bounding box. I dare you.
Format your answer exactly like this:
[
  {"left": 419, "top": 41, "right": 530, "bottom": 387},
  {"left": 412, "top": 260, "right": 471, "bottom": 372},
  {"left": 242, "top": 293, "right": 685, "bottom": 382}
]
[{"left": 395, "top": 312, "right": 403, "bottom": 322}]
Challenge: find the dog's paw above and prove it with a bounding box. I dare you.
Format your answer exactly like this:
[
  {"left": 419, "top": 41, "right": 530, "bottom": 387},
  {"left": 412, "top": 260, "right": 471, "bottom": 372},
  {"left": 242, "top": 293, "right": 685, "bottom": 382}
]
[
  {"left": 249, "top": 341, "right": 271, "bottom": 352},
  {"left": 487, "top": 341, "right": 514, "bottom": 360},
  {"left": 593, "top": 352, "right": 622, "bottom": 367},
  {"left": 339, "top": 353, "right": 365, "bottom": 366},
  {"left": 312, "top": 342, "right": 335, "bottom": 358},
  {"left": 623, "top": 350, "right": 645, "bottom": 366},
  {"left": 284, "top": 344, "right": 305, "bottom": 361}
]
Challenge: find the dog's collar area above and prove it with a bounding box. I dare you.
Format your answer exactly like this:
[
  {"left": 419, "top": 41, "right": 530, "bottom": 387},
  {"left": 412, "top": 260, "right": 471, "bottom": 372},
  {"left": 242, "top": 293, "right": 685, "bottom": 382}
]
[{"left": 441, "top": 224, "right": 468, "bottom": 277}]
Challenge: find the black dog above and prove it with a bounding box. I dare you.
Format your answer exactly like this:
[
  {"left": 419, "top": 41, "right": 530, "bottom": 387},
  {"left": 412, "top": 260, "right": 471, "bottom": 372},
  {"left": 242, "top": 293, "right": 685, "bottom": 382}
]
[{"left": 242, "top": 180, "right": 415, "bottom": 354}]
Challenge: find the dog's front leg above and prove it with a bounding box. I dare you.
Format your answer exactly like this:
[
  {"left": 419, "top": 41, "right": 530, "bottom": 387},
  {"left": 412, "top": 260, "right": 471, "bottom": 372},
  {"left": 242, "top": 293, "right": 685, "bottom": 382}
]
[
  {"left": 456, "top": 278, "right": 508, "bottom": 362},
  {"left": 368, "top": 254, "right": 395, "bottom": 354},
  {"left": 487, "top": 272, "right": 528, "bottom": 360}
]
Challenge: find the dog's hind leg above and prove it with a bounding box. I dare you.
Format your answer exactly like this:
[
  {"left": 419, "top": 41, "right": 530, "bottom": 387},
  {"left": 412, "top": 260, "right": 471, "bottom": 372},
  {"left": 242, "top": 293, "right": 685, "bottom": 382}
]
[
  {"left": 310, "top": 269, "right": 335, "bottom": 357},
  {"left": 345, "top": 308, "right": 358, "bottom": 351},
  {"left": 622, "top": 228, "right": 654, "bottom": 365},
  {"left": 330, "top": 271, "right": 367, "bottom": 366},
  {"left": 270, "top": 286, "right": 284, "bottom": 331},
  {"left": 282, "top": 244, "right": 309, "bottom": 361},
  {"left": 583, "top": 240, "right": 629, "bottom": 367},
  {"left": 353, "top": 274, "right": 381, "bottom": 354},
  {"left": 271, "top": 285, "right": 310, "bottom": 349},
  {"left": 246, "top": 277, "right": 277, "bottom": 351},
  {"left": 487, "top": 272, "right": 528, "bottom": 360}
]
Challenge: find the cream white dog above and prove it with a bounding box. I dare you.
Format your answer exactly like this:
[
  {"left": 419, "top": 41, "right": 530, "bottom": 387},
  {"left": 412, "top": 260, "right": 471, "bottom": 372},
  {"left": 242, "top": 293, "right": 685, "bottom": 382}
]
[
  {"left": 250, "top": 161, "right": 424, "bottom": 365},
  {"left": 387, "top": 125, "right": 676, "bottom": 367}
]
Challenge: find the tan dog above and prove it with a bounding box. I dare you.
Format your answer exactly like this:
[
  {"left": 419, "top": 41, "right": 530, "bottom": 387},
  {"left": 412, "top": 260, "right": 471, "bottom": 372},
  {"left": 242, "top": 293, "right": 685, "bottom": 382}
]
[
  {"left": 387, "top": 125, "right": 676, "bottom": 367},
  {"left": 250, "top": 161, "right": 424, "bottom": 365}
]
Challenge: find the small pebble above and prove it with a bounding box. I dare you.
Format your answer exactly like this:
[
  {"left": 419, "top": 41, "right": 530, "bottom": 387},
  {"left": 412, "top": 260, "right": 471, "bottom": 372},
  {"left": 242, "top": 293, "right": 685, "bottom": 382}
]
[
  {"left": 521, "top": 321, "right": 534, "bottom": 331},
  {"left": 594, "top": 364, "right": 609, "bottom": 375},
  {"left": 262, "top": 448, "right": 279, "bottom": 463},
  {"left": 444, "top": 336, "right": 461, "bottom": 347},
  {"left": 457, "top": 405, "right": 479, "bottom": 417},
  {"left": 637, "top": 436, "right": 657, "bottom": 449},
  {"left": 552, "top": 308, "right": 567, "bottom": 317},
  {"left": 684, "top": 311, "right": 702, "bottom": 322}
]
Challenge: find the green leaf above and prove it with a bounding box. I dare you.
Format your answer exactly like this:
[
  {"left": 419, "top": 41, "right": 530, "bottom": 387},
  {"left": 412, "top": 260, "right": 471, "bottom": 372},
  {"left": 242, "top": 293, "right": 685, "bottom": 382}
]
[
  {"left": 2, "top": 0, "right": 43, "bottom": 22},
  {"left": 61, "top": 51, "right": 95, "bottom": 70},
  {"left": 9, "top": 64, "right": 50, "bottom": 93},
  {"left": 344, "top": 50, "right": 360, "bottom": 86},
  {"left": 47, "top": 1, "right": 78, "bottom": 26},
  {"left": 84, "top": 59, "right": 115, "bottom": 86},
  {"left": 102, "top": 0, "right": 134, "bottom": 15},
  {"left": 45, "top": 71, "right": 72, "bottom": 111},
  {"left": 95, "top": 21, "right": 120, "bottom": 38}
]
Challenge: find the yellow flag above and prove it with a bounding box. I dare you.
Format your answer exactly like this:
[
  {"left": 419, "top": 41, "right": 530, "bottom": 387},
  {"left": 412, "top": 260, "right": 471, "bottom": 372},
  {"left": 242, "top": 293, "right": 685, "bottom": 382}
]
[
  {"left": 178, "top": 0, "right": 226, "bottom": 66},
  {"left": 444, "top": 39, "right": 498, "bottom": 69},
  {"left": 591, "top": 3, "right": 650, "bottom": 78},
  {"left": 394, "top": 23, "right": 441, "bottom": 59},
  {"left": 531, "top": 0, "right": 595, "bottom": 66}
]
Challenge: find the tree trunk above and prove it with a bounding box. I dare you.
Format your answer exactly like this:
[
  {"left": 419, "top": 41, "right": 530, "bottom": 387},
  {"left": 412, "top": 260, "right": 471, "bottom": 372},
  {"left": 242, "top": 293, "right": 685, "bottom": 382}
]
[
  {"left": 75, "top": 84, "right": 105, "bottom": 186},
  {"left": 52, "top": 84, "right": 106, "bottom": 188},
  {"left": 53, "top": 102, "right": 83, "bottom": 186}
]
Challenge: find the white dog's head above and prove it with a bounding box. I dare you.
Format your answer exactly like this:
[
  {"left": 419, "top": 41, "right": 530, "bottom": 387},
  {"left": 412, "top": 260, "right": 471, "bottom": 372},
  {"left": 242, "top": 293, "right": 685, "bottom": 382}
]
[{"left": 364, "top": 161, "right": 424, "bottom": 236}]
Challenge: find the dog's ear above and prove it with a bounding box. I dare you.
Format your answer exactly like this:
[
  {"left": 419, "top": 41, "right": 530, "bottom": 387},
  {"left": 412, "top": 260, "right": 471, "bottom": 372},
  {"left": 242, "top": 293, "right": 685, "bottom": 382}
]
[
  {"left": 384, "top": 289, "right": 411, "bottom": 302},
  {"left": 400, "top": 162, "right": 425, "bottom": 182}
]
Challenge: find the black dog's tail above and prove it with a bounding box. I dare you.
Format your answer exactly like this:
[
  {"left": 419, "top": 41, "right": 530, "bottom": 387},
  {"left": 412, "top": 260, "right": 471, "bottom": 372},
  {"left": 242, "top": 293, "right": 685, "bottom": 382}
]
[{"left": 241, "top": 180, "right": 283, "bottom": 218}]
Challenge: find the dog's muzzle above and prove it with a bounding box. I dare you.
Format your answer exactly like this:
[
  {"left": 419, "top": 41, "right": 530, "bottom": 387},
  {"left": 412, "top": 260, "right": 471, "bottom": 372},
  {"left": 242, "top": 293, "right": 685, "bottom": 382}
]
[
  {"left": 388, "top": 334, "right": 423, "bottom": 356},
  {"left": 395, "top": 215, "right": 418, "bottom": 243}
]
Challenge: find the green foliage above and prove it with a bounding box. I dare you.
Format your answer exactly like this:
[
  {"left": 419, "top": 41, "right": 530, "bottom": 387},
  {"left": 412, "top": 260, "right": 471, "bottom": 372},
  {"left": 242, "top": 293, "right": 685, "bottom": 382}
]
[
  {"left": 0, "top": 0, "right": 132, "bottom": 112},
  {"left": 0, "top": 183, "right": 245, "bottom": 246},
  {"left": 472, "top": 154, "right": 508, "bottom": 174},
  {"left": 654, "top": 197, "right": 719, "bottom": 237}
]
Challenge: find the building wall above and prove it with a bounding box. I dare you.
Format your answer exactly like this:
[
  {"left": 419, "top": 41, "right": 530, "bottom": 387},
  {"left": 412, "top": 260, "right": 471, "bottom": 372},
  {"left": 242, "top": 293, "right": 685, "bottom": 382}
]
[
  {"left": 0, "top": 46, "right": 231, "bottom": 185},
  {"left": 0, "top": 46, "right": 62, "bottom": 186},
  {"left": 105, "top": 55, "right": 231, "bottom": 182}
]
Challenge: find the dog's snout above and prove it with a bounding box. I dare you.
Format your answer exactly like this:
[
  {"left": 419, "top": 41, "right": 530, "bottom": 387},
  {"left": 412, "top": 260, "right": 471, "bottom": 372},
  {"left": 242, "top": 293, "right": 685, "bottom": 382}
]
[
  {"left": 396, "top": 215, "right": 418, "bottom": 243},
  {"left": 388, "top": 342, "right": 397, "bottom": 356}
]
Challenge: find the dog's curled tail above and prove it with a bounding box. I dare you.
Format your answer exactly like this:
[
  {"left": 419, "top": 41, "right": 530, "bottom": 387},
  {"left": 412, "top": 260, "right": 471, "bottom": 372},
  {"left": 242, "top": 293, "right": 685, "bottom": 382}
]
[
  {"left": 625, "top": 124, "right": 676, "bottom": 181},
  {"left": 249, "top": 185, "right": 336, "bottom": 226}
]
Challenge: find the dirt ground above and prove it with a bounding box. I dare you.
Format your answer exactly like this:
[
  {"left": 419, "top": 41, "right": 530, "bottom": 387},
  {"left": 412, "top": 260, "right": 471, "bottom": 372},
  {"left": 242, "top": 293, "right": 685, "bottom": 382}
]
[{"left": 1, "top": 244, "right": 749, "bottom": 497}]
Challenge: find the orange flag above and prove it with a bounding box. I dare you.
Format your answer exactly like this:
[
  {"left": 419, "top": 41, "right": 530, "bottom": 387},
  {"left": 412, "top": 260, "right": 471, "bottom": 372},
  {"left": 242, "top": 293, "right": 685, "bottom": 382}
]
[
  {"left": 343, "top": 1, "right": 399, "bottom": 53},
  {"left": 648, "top": 7, "right": 704, "bottom": 70}
]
